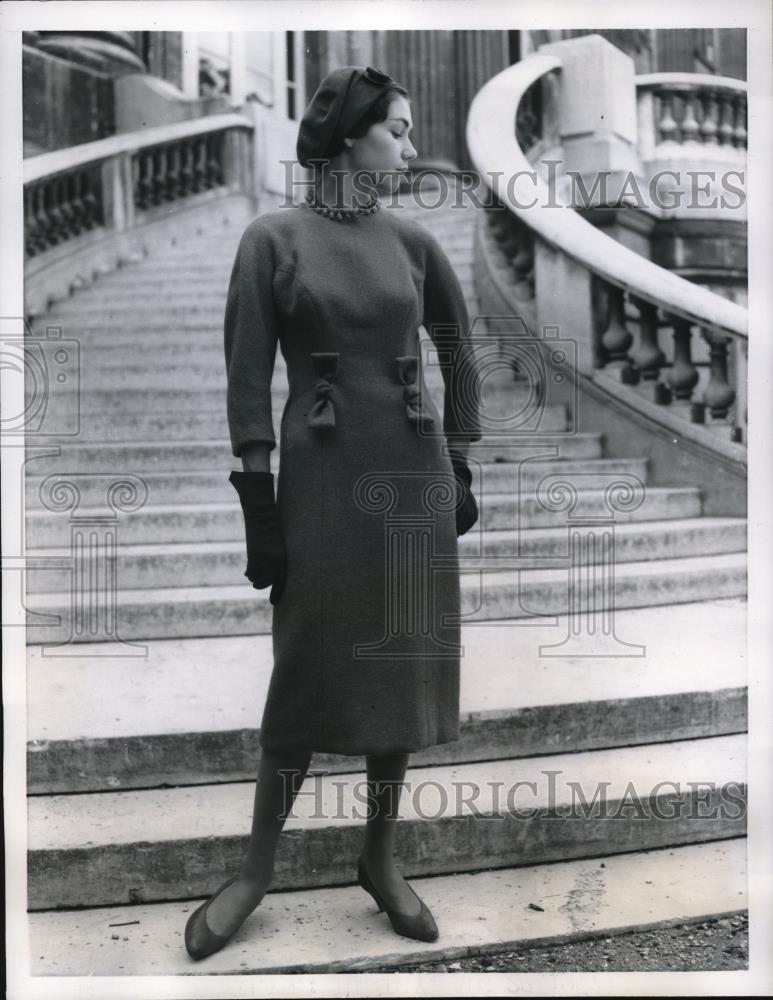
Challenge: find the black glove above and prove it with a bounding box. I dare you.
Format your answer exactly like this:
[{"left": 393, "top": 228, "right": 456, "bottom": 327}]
[
  {"left": 448, "top": 448, "right": 479, "bottom": 537},
  {"left": 229, "top": 470, "right": 286, "bottom": 605}
]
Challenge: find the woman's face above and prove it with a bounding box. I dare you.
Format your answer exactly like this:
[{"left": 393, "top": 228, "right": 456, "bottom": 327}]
[{"left": 345, "top": 94, "right": 418, "bottom": 190}]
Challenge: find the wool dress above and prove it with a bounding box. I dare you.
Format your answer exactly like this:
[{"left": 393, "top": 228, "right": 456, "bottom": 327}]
[{"left": 224, "top": 200, "right": 482, "bottom": 755}]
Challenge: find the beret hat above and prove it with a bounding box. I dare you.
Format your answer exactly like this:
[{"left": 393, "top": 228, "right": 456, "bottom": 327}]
[{"left": 296, "top": 65, "right": 401, "bottom": 168}]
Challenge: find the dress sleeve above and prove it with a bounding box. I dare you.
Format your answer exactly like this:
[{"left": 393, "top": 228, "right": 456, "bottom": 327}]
[
  {"left": 223, "top": 220, "right": 281, "bottom": 457},
  {"left": 422, "top": 227, "right": 483, "bottom": 444}
]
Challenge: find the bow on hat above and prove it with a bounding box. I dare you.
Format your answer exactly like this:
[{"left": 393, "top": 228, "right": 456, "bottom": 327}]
[{"left": 297, "top": 65, "right": 400, "bottom": 168}]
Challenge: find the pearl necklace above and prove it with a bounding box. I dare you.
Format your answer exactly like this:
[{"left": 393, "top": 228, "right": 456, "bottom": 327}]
[{"left": 304, "top": 188, "right": 380, "bottom": 221}]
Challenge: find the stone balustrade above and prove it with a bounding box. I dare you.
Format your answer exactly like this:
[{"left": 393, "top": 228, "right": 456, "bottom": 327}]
[
  {"left": 466, "top": 41, "right": 748, "bottom": 465},
  {"left": 22, "top": 113, "right": 257, "bottom": 315},
  {"left": 636, "top": 73, "right": 747, "bottom": 153}
]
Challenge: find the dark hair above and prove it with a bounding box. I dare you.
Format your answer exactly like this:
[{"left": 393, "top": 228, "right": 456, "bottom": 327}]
[{"left": 327, "top": 83, "right": 411, "bottom": 158}]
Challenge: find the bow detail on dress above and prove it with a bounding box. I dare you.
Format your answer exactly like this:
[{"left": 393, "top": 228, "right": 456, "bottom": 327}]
[
  {"left": 395, "top": 355, "right": 436, "bottom": 429},
  {"left": 307, "top": 352, "right": 339, "bottom": 431}
]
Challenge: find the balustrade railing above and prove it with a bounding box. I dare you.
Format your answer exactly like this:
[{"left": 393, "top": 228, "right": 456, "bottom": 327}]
[
  {"left": 133, "top": 131, "right": 227, "bottom": 211},
  {"left": 24, "top": 166, "right": 104, "bottom": 258},
  {"left": 593, "top": 281, "right": 746, "bottom": 441},
  {"left": 515, "top": 78, "right": 544, "bottom": 154},
  {"left": 23, "top": 115, "right": 253, "bottom": 261},
  {"left": 482, "top": 202, "right": 536, "bottom": 304},
  {"left": 467, "top": 56, "right": 748, "bottom": 452},
  {"left": 636, "top": 73, "right": 747, "bottom": 152}
]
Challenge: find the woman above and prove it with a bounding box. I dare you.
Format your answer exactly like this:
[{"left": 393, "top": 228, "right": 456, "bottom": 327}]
[{"left": 185, "top": 65, "right": 482, "bottom": 961}]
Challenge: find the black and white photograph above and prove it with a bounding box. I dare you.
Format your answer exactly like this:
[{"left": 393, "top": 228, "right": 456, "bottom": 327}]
[{"left": 2, "top": 1, "right": 772, "bottom": 996}]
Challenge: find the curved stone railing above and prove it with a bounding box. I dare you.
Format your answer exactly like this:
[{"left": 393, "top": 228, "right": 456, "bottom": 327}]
[
  {"left": 23, "top": 113, "right": 256, "bottom": 314},
  {"left": 466, "top": 54, "right": 748, "bottom": 457}
]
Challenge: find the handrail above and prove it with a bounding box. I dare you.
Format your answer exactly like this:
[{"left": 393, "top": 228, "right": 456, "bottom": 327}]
[
  {"left": 24, "top": 112, "right": 254, "bottom": 185},
  {"left": 635, "top": 72, "right": 747, "bottom": 93},
  {"left": 466, "top": 56, "right": 747, "bottom": 341}
]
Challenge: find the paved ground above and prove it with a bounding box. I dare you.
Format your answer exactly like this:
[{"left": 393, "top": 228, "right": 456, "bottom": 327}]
[{"left": 348, "top": 913, "right": 749, "bottom": 974}]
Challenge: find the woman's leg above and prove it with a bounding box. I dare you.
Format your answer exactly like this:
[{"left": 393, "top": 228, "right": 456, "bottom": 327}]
[
  {"left": 203, "top": 746, "right": 313, "bottom": 937},
  {"left": 359, "top": 752, "right": 422, "bottom": 916}
]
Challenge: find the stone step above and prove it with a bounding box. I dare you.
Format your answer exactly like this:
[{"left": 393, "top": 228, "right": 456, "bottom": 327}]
[
  {"left": 25, "top": 457, "right": 649, "bottom": 511},
  {"left": 24, "top": 485, "right": 702, "bottom": 548},
  {"left": 24, "top": 515, "right": 746, "bottom": 594},
  {"left": 24, "top": 551, "right": 747, "bottom": 644},
  {"left": 27, "top": 839, "right": 747, "bottom": 975},
  {"left": 30, "top": 370, "right": 533, "bottom": 415},
  {"left": 26, "top": 322, "right": 494, "bottom": 357},
  {"left": 28, "top": 353, "right": 500, "bottom": 400},
  {"left": 26, "top": 598, "right": 748, "bottom": 793},
  {"left": 77, "top": 245, "right": 476, "bottom": 292},
  {"left": 22, "top": 433, "right": 605, "bottom": 475},
  {"left": 45, "top": 296, "right": 230, "bottom": 317},
  {"left": 26, "top": 733, "right": 746, "bottom": 909},
  {"left": 26, "top": 370, "right": 521, "bottom": 425},
  {"left": 101, "top": 242, "right": 466, "bottom": 272},
  {"left": 41, "top": 257, "right": 476, "bottom": 317},
  {"left": 48, "top": 276, "right": 479, "bottom": 315},
  {"left": 29, "top": 400, "right": 569, "bottom": 441},
  {"left": 32, "top": 315, "right": 228, "bottom": 335}
]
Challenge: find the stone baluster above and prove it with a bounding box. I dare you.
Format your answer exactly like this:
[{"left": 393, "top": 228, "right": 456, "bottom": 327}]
[
  {"left": 599, "top": 283, "right": 634, "bottom": 375},
  {"left": 511, "top": 221, "right": 535, "bottom": 301},
  {"left": 702, "top": 328, "right": 736, "bottom": 419},
  {"left": 487, "top": 212, "right": 520, "bottom": 291},
  {"left": 699, "top": 91, "right": 719, "bottom": 145},
  {"left": 206, "top": 132, "right": 223, "bottom": 187},
  {"left": 732, "top": 97, "right": 747, "bottom": 148},
  {"left": 180, "top": 140, "right": 195, "bottom": 196},
  {"left": 193, "top": 137, "right": 208, "bottom": 192},
  {"left": 135, "top": 152, "right": 152, "bottom": 209},
  {"left": 81, "top": 169, "right": 101, "bottom": 228},
  {"left": 152, "top": 147, "right": 167, "bottom": 205},
  {"left": 629, "top": 296, "right": 665, "bottom": 381},
  {"left": 165, "top": 143, "right": 181, "bottom": 201},
  {"left": 680, "top": 91, "right": 701, "bottom": 143},
  {"left": 515, "top": 79, "right": 542, "bottom": 152},
  {"left": 499, "top": 213, "right": 521, "bottom": 258},
  {"left": 717, "top": 93, "right": 736, "bottom": 146},
  {"left": 657, "top": 90, "right": 679, "bottom": 143},
  {"left": 664, "top": 315, "right": 700, "bottom": 418},
  {"left": 69, "top": 172, "right": 86, "bottom": 235},
  {"left": 485, "top": 204, "right": 510, "bottom": 244},
  {"left": 57, "top": 176, "right": 76, "bottom": 241},
  {"left": 47, "top": 178, "right": 65, "bottom": 246}
]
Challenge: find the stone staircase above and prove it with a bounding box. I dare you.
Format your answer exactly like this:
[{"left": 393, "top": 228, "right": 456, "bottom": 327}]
[{"left": 25, "top": 188, "right": 747, "bottom": 974}]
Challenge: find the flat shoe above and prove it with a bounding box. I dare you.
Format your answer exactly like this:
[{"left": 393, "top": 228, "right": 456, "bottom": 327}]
[{"left": 184, "top": 875, "right": 242, "bottom": 960}]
